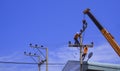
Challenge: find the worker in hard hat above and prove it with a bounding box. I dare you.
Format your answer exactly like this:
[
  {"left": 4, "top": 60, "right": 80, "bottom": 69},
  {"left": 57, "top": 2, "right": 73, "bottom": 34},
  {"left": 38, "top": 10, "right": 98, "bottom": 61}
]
[
  {"left": 82, "top": 45, "right": 88, "bottom": 60},
  {"left": 74, "top": 32, "right": 80, "bottom": 44}
]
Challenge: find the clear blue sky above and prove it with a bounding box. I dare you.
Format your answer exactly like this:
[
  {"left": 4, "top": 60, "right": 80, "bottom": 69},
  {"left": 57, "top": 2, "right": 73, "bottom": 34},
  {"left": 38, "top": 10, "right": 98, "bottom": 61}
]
[{"left": 0, "top": 0, "right": 120, "bottom": 71}]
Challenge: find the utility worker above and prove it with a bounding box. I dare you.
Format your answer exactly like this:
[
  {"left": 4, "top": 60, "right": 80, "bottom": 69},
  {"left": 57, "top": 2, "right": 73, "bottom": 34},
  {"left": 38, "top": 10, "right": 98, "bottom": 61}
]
[
  {"left": 82, "top": 45, "right": 88, "bottom": 60},
  {"left": 74, "top": 32, "right": 80, "bottom": 44}
]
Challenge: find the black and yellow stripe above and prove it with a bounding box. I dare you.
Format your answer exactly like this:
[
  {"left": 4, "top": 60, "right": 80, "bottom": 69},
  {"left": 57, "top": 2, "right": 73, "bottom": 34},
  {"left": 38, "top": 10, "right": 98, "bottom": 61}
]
[{"left": 83, "top": 8, "right": 120, "bottom": 57}]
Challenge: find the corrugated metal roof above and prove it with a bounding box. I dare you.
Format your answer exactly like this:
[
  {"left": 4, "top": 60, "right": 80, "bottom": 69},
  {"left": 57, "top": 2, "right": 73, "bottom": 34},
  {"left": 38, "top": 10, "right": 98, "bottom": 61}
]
[
  {"left": 87, "top": 61, "right": 120, "bottom": 69},
  {"left": 62, "top": 60, "right": 120, "bottom": 71}
]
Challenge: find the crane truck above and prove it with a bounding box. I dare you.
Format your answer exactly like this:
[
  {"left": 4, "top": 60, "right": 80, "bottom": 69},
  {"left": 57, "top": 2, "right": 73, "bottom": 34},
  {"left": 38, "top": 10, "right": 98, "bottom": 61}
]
[{"left": 83, "top": 8, "right": 120, "bottom": 57}]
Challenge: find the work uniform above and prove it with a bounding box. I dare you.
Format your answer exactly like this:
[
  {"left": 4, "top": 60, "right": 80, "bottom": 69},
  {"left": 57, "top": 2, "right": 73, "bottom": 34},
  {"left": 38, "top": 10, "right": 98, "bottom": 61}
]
[
  {"left": 82, "top": 46, "right": 88, "bottom": 60},
  {"left": 74, "top": 33, "right": 80, "bottom": 44}
]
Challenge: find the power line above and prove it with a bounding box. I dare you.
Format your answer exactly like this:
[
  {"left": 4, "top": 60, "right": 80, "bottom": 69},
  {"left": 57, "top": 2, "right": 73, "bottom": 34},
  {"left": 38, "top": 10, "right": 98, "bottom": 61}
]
[
  {"left": 0, "top": 61, "right": 65, "bottom": 65},
  {"left": 0, "top": 61, "right": 37, "bottom": 65}
]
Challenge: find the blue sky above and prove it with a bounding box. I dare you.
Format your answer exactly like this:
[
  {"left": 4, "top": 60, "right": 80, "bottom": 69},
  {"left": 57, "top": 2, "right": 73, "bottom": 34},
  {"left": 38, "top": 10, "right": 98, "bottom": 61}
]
[{"left": 0, "top": 0, "right": 120, "bottom": 71}]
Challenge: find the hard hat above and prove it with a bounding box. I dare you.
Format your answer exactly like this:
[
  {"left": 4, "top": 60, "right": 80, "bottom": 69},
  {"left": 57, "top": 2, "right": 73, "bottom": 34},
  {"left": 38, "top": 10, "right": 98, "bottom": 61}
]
[{"left": 76, "top": 32, "right": 79, "bottom": 34}]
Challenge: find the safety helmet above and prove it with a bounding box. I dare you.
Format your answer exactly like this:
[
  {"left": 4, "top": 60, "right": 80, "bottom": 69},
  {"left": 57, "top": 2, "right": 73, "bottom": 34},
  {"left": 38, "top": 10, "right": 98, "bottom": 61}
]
[{"left": 76, "top": 32, "right": 79, "bottom": 34}]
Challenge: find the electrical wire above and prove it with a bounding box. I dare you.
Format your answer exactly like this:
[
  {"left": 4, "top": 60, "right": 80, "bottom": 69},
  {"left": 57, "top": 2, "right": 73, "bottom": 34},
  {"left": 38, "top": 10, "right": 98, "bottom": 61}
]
[
  {"left": 36, "top": 48, "right": 46, "bottom": 58},
  {"left": 82, "top": 14, "right": 87, "bottom": 43},
  {"left": 82, "top": 29, "right": 86, "bottom": 43},
  {"left": 0, "top": 61, "right": 65, "bottom": 65},
  {"left": 77, "top": 14, "right": 87, "bottom": 50},
  {"left": 0, "top": 61, "right": 37, "bottom": 65},
  {"left": 30, "top": 56, "right": 38, "bottom": 63}
]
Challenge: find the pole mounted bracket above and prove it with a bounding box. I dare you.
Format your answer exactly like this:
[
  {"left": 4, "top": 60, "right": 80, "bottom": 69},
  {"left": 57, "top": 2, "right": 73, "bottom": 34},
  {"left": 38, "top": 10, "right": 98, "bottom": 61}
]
[{"left": 68, "top": 41, "right": 94, "bottom": 48}]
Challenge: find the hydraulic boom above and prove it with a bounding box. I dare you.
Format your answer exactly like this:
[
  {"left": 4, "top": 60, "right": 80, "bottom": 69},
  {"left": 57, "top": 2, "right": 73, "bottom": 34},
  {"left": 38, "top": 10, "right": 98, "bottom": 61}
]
[{"left": 83, "top": 8, "right": 120, "bottom": 57}]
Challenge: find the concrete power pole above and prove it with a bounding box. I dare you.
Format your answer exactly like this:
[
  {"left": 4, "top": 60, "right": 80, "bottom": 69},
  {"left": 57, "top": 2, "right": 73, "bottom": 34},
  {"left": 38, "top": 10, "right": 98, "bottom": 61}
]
[
  {"left": 29, "top": 44, "right": 48, "bottom": 71},
  {"left": 68, "top": 20, "right": 94, "bottom": 71},
  {"left": 24, "top": 44, "right": 48, "bottom": 71},
  {"left": 24, "top": 51, "right": 41, "bottom": 71}
]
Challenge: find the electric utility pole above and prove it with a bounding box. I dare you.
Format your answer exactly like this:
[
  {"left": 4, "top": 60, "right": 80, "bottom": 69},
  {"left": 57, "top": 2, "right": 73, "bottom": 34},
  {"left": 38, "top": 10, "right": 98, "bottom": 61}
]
[
  {"left": 24, "top": 51, "right": 42, "bottom": 71},
  {"left": 29, "top": 44, "right": 48, "bottom": 71},
  {"left": 68, "top": 20, "right": 93, "bottom": 71},
  {"left": 24, "top": 44, "right": 48, "bottom": 71}
]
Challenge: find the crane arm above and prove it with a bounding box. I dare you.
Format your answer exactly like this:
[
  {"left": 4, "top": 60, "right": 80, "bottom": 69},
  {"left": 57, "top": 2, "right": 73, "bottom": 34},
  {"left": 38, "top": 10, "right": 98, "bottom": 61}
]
[{"left": 83, "top": 8, "right": 120, "bottom": 57}]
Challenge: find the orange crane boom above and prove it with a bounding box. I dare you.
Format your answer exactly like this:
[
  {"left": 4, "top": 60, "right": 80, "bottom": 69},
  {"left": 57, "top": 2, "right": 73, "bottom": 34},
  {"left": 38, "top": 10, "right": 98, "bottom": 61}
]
[{"left": 83, "top": 8, "right": 120, "bottom": 57}]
